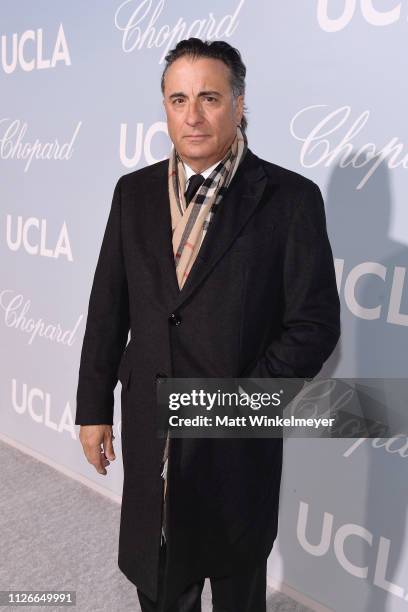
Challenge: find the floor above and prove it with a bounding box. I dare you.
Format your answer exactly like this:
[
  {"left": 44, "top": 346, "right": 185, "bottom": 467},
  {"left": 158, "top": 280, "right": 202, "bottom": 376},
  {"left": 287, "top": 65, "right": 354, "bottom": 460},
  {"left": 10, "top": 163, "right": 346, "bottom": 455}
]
[{"left": 0, "top": 439, "right": 312, "bottom": 611}]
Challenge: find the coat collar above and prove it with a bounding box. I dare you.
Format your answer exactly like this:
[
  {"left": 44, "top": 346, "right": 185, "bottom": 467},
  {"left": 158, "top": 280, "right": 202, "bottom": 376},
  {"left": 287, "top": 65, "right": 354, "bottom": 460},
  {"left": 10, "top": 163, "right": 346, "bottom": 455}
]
[{"left": 147, "top": 147, "right": 269, "bottom": 311}]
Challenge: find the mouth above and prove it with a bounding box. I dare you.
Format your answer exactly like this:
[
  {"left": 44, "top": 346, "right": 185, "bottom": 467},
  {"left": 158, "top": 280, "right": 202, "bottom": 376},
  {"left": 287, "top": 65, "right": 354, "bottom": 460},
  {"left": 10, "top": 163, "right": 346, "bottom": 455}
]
[{"left": 184, "top": 135, "right": 210, "bottom": 140}]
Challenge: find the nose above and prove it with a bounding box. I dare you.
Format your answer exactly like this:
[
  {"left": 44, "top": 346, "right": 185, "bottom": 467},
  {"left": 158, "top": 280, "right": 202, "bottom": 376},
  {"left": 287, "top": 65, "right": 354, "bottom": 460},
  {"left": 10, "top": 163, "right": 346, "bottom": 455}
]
[{"left": 185, "top": 99, "right": 204, "bottom": 127}]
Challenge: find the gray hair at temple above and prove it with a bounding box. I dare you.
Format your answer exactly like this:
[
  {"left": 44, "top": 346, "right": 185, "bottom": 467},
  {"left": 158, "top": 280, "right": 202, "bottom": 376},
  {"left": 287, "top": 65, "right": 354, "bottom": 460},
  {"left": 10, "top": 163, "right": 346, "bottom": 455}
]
[{"left": 160, "top": 37, "right": 248, "bottom": 133}]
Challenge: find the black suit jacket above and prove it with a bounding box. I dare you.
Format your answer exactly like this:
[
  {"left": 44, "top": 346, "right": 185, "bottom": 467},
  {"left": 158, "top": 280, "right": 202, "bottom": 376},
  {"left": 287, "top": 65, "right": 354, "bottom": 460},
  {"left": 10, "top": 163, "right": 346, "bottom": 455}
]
[{"left": 75, "top": 148, "right": 340, "bottom": 604}]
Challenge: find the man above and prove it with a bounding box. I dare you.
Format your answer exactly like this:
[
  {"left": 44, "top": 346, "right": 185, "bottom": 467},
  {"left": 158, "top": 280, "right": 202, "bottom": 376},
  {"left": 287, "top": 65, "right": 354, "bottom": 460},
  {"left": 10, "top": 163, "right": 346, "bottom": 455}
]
[{"left": 75, "top": 38, "right": 340, "bottom": 611}]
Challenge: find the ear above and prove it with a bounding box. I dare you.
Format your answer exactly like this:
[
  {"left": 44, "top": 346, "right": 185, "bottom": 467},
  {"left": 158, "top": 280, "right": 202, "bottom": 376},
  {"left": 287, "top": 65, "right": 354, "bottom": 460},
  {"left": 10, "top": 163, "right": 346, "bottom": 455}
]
[{"left": 235, "top": 94, "right": 244, "bottom": 125}]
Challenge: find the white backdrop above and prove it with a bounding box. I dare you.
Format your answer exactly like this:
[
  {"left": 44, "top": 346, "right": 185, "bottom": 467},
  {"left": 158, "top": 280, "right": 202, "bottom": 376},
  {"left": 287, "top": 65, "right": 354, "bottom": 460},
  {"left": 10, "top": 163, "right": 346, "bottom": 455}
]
[{"left": 1, "top": 2, "right": 408, "bottom": 610}]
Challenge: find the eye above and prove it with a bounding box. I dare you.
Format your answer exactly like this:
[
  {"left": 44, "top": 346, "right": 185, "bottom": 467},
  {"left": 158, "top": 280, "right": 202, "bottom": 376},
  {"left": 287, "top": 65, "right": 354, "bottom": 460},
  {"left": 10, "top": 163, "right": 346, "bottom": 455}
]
[
  {"left": 172, "top": 98, "right": 185, "bottom": 105},
  {"left": 204, "top": 96, "right": 216, "bottom": 103}
]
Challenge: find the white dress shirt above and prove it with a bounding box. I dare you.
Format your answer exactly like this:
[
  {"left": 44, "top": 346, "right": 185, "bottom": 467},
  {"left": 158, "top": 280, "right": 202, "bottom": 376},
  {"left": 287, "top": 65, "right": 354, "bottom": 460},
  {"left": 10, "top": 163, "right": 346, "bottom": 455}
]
[{"left": 183, "top": 159, "right": 222, "bottom": 188}]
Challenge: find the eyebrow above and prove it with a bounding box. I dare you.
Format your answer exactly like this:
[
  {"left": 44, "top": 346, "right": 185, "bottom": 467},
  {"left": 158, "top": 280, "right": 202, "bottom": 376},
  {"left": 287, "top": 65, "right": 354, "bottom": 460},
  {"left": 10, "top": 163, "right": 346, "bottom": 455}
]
[{"left": 168, "top": 90, "right": 222, "bottom": 99}]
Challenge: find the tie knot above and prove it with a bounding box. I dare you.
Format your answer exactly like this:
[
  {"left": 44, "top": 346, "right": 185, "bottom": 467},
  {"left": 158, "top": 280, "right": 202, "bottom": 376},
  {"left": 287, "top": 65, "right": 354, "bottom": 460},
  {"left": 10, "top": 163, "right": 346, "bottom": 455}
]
[{"left": 185, "top": 174, "right": 205, "bottom": 204}]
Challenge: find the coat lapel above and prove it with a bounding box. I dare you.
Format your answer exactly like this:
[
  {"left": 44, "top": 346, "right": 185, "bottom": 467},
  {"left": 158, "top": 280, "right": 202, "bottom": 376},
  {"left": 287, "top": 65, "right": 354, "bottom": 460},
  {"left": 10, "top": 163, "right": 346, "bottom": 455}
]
[
  {"left": 146, "top": 148, "right": 268, "bottom": 311},
  {"left": 146, "top": 162, "right": 181, "bottom": 305}
]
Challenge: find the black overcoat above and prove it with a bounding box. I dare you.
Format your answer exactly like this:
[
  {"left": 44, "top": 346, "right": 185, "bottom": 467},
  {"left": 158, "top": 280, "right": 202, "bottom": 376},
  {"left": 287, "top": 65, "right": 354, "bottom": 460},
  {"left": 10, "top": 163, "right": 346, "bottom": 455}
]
[{"left": 75, "top": 148, "right": 341, "bottom": 605}]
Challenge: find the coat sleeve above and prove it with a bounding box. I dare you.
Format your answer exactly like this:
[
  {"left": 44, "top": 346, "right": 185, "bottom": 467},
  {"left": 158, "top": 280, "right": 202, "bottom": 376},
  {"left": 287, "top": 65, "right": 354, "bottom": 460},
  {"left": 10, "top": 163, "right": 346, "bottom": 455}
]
[
  {"left": 75, "top": 176, "right": 130, "bottom": 425},
  {"left": 241, "top": 180, "right": 341, "bottom": 380}
]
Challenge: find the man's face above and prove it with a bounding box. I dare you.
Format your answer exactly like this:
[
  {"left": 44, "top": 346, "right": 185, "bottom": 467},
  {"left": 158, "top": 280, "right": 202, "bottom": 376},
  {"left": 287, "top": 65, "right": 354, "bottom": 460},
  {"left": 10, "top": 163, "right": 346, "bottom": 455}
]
[{"left": 162, "top": 56, "right": 244, "bottom": 173}]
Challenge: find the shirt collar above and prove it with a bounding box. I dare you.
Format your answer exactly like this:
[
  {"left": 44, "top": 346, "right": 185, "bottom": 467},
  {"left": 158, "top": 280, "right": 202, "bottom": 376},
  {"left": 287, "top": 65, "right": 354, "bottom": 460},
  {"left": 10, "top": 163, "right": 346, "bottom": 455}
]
[{"left": 183, "top": 159, "right": 222, "bottom": 183}]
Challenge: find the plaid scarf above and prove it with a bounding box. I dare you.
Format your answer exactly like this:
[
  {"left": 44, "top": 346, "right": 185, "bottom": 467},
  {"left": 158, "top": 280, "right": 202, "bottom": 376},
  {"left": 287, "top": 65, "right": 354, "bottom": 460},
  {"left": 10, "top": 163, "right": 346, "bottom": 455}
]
[{"left": 168, "top": 125, "right": 248, "bottom": 289}]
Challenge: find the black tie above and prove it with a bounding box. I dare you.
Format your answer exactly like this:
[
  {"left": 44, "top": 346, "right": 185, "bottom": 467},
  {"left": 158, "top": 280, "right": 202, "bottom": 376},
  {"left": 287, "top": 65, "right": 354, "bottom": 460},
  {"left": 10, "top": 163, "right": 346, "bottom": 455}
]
[{"left": 185, "top": 174, "right": 205, "bottom": 204}]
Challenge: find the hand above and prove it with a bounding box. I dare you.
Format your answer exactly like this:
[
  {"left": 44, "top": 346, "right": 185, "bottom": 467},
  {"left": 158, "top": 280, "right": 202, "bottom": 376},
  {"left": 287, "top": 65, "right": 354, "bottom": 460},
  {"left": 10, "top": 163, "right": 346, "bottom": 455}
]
[{"left": 78, "top": 425, "right": 116, "bottom": 475}]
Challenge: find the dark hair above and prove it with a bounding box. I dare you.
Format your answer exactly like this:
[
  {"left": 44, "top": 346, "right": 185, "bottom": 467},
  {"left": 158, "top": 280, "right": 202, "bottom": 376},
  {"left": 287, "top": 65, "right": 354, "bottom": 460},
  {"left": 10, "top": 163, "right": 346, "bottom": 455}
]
[{"left": 161, "top": 38, "right": 248, "bottom": 133}]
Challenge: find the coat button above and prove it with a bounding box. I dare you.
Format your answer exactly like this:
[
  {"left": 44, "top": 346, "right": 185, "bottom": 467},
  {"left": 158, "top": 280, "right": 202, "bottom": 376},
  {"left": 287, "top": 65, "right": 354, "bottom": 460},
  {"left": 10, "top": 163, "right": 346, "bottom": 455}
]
[
  {"left": 155, "top": 372, "right": 168, "bottom": 383},
  {"left": 168, "top": 312, "right": 182, "bottom": 326}
]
